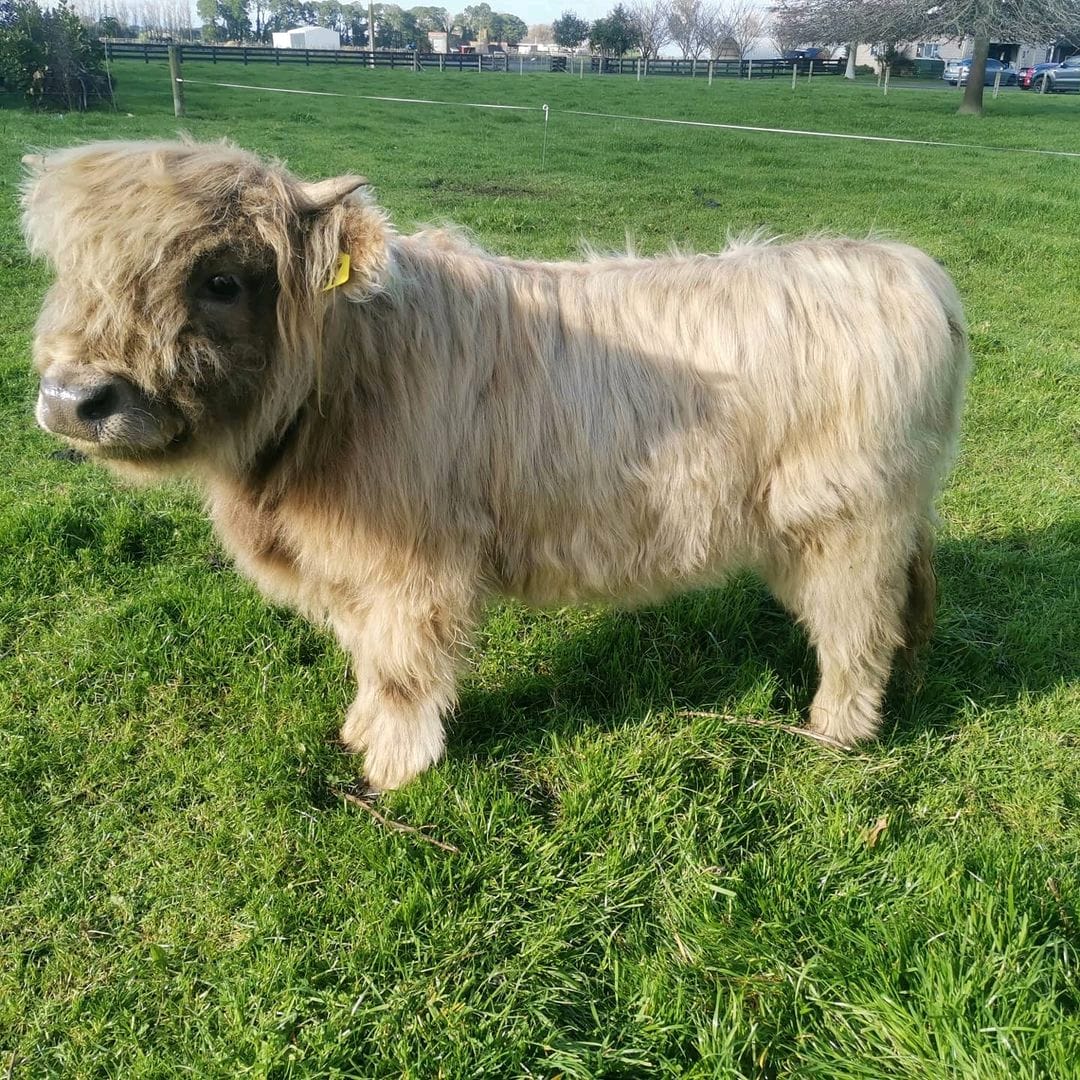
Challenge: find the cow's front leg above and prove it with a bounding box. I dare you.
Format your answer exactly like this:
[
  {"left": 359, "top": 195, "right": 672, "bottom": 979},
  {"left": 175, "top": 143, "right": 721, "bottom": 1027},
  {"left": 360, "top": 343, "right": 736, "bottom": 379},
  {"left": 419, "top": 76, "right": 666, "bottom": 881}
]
[{"left": 333, "top": 587, "right": 470, "bottom": 791}]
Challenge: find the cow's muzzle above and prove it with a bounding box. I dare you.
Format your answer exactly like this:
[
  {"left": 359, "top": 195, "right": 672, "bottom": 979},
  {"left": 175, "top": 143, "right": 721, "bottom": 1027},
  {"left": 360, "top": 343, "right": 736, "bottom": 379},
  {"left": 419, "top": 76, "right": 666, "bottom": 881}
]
[{"left": 36, "top": 364, "right": 186, "bottom": 456}]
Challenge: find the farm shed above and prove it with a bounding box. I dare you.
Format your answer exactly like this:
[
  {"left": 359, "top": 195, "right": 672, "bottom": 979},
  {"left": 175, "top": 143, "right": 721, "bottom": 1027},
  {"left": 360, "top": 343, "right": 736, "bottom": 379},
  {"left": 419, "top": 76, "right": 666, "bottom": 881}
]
[{"left": 270, "top": 26, "right": 341, "bottom": 50}]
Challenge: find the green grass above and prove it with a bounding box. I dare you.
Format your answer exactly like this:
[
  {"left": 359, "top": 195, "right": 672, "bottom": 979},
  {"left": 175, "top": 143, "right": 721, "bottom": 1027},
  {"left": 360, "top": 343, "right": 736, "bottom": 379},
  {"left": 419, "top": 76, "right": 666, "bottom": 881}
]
[{"left": 1, "top": 63, "right": 1079, "bottom": 1078}]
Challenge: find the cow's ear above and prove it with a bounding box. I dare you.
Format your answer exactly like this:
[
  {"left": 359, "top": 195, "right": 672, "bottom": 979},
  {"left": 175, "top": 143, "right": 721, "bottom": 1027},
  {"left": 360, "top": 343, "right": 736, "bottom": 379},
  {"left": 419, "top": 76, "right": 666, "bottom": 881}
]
[{"left": 298, "top": 175, "right": 389, "bottom": 300}]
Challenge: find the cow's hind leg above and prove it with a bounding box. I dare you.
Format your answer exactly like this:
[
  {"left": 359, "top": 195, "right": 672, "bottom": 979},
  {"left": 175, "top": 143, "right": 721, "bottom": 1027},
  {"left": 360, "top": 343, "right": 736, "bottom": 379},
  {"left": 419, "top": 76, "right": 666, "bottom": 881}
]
[
  {"left": 333, "top": 583, "right": 471, "bottom": 791},
  {"left": 764, "top": 513, "right": 922, "bottom": 746}
]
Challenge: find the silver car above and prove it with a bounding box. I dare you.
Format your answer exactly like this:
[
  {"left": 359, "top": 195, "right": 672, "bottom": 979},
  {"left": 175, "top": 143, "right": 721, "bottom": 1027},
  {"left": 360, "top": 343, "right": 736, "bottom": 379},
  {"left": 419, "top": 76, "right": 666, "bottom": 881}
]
[
  {"left": 1034, "top": 55, "right": 1080, "bottom": 92},
  {"left": 942, "top": 56, "right": 1018, "bottom": 86}
]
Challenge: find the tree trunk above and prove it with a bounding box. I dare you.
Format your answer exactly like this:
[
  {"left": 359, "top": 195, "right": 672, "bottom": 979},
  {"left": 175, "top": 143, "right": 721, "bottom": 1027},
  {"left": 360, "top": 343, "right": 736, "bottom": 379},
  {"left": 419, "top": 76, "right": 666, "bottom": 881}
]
[
  {"left": 958, "top": 33, "right": 989, "bottom": 114},
  {"left": 844, "top": 41, "right": 857, "bottom": 79}
]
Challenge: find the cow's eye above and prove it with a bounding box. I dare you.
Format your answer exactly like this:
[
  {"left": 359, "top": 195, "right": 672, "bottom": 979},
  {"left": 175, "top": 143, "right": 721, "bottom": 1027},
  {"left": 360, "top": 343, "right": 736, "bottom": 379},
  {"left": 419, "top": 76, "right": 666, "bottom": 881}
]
[{"left": 200, "top": 274, "right": 242, "bottom": 303}]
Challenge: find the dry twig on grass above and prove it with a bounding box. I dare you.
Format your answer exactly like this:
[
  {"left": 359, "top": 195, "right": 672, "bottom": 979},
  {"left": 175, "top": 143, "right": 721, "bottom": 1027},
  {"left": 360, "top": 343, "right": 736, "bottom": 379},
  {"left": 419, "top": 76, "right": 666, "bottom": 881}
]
[
  {"left": 1047, "top": 878, "right": 1076, "bottom": 934},
  {"left": 334, "top": 789, "right": 460, "bottom": 854},
  {"left": 678, "top": 709, "right": 874, "bottom": 758}
]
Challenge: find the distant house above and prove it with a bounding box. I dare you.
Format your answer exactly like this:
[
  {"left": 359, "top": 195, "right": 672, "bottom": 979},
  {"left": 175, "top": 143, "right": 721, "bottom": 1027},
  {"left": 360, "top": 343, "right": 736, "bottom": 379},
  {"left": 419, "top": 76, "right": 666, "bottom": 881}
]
[
  {"left": 856, "top": 37, "right": 1051, "bottom": 73},
  {"left": 271, "top": 26, "right": 341, "bottom": 50}
]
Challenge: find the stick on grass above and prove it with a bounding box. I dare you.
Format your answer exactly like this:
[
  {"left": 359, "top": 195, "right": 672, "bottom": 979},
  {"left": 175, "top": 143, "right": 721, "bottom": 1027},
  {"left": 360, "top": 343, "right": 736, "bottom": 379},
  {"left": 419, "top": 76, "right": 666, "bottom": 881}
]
[{"left": 334, "top": 789, "right": 460, "bottom": 854}]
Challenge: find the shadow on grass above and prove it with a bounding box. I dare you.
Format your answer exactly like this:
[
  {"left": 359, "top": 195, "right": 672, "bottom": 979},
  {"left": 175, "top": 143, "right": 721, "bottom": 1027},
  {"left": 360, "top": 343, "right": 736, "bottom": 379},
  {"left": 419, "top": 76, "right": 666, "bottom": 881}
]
[{"left": 449, "top": 522, "right": 1080, "bottom": 760}]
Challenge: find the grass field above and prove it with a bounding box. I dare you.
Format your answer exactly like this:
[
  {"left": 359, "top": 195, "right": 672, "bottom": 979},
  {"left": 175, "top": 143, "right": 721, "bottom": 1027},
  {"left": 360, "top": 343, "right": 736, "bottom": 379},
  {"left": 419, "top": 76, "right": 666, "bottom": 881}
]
[{"left": 1, "top": 62, "right": 1079, "bottom": 1077}]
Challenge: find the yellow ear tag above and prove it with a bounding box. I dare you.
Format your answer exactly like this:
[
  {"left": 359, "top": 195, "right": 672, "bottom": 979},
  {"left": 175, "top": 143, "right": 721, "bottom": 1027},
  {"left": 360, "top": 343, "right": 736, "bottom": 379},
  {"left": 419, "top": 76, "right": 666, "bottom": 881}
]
[{"left": 323, "top": 252, "right": 351, "bottom": 292}]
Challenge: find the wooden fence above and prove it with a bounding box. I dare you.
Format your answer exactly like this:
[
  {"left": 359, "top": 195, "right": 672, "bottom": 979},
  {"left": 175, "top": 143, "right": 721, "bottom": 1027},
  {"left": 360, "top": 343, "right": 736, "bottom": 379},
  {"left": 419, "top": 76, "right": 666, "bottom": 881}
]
[
  {"left": 103, "top": 42, "right": 845, "bottom": 79},
  {"left": 591, "top": 56, "right": 845, "bottom": 77},
  {"left": 105, "top": 42, "right": 509, "bottom": 70}
]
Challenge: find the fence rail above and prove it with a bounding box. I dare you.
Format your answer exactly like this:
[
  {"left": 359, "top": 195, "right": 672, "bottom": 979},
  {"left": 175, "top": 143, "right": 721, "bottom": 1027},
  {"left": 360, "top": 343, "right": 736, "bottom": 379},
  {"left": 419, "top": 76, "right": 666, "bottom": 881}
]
[
  {"left": 103, "top": 41, "right": 845, "bottom": 78},
  {"left": 105, "top": 42, "right": 512, "bottom": 70}
]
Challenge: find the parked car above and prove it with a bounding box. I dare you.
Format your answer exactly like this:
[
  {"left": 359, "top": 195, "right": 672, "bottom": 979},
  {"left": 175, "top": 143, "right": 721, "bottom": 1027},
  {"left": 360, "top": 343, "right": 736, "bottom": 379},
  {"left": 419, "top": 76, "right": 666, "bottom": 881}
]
[
  {"left": 942, "top": 57, "right": 1018, "bottom": 86},
  {"left": 782, "top": 47, "right": 830, "bottom": 61},
  {"left": 1032, "top": 55, "right": 1080, "bottom": 92},
  {"left": 1018, "top": 63, "right": 1057, "bottom": 89}
]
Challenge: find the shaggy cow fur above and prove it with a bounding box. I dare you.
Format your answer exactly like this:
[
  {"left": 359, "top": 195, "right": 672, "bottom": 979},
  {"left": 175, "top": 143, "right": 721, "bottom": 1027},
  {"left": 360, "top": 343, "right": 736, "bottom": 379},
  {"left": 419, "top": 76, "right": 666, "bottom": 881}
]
[{"left": 23, "top": 140, "right": 969, "bottom": 789}]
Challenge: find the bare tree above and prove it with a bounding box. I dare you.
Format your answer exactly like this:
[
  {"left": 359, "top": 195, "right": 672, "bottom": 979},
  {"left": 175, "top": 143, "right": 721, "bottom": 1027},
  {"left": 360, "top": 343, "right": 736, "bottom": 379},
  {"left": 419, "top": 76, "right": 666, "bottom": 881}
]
[
  {"left": 629, "top": 0, "right": 670, "bottom": 58},
  {"left": 701, "top": 2, "right": 734, "bottom": 57},
  {"left": 723, "top": 0, "right": 763, "bottom": 57},
  {"left": 668, "top": 0, "right": 708, "bottom": 59}
]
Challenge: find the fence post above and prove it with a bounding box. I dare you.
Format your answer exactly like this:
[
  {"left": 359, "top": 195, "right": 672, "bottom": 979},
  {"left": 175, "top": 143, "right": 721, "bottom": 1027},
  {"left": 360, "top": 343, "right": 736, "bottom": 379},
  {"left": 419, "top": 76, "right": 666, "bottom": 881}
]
[
  {"left": 808, "top": 59, "right": 813, "bottom": 81},
  {"left": 883, "top": 63, "right": 890, "bottom": 95},
  {"left": 992, "top": 68, "right": 1002, "bottom": 98},
  {"left": 708, "top": 59, "right": 713, "bottom": 85},
  {"left": 440, "top": 53, "right": 444, "bottom": 72},
  {"left": 168, "top": 45, "right": 184, "bottom": 117},
  {"left": 792, "top": 63, "right": 797, "bottom": 90},
  {"left": 275, "top": 47, "right": 279, "bottom": 65},
  {"left": 748, "top": 58, "right": 753, "bottom": 79},
  {"left": 243, "top": 46, "right": 248, "bottom": 65}
]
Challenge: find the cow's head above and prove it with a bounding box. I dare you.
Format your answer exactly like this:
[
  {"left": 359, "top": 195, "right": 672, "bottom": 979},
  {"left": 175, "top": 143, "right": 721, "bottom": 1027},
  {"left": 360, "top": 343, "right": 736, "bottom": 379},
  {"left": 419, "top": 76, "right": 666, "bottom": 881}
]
[{"left": 22, "top": 140, "right": 390, "bottom": 479}]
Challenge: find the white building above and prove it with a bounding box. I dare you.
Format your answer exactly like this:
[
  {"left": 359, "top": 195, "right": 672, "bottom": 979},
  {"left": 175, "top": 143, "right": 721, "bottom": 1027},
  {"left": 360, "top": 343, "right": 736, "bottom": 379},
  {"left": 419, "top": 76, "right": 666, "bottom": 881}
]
[{"left": 271, "top": 26, "right": 341, "bottom": 50}]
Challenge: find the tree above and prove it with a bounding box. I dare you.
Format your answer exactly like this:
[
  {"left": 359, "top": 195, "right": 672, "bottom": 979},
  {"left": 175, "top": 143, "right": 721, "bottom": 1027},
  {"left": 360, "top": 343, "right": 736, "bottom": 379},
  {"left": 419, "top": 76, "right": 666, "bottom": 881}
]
[
  {"left": 667, "top": 0, "right": 707, "bottom": 59},
  {"left": 411, "top": 5, "right": 451, "bottom": 32},
  {"left": 460, "top": 0, "right": 491, "bottom": 35},
  {"left": 373, "top": 3, "right": 418, "bottom": 46},
  {"left": 552, "top": 8, "right": 589, "bottom": 48},
  {"left": 484, "top": 11, "right": 524, "bottom": 43},
  {"left": 628, "top": 0, "right": 669, "bottom": 59},
  {"left": 591, "top": 3, "right": 637, "bottom": 54},
  {"left": 719, "top": 0, "right": 763, "bottom": 58},
  {"left": 921, "top": 0, "right": 1080, "bottom": 114},
  {"left": 770, "top": 0, "right": 1080, "bottom": 112},
  {"left": 527, "top": 20, "right": 553, "bottom": 41},
  {"left": 196, "top": 0, "right": 250, "bottom": 39},
  {"left": 266, "top": 0, "right": 316, "bottom": 35},
  {"left": 0, "top": 0, "right": 108, "bottom": 108}
]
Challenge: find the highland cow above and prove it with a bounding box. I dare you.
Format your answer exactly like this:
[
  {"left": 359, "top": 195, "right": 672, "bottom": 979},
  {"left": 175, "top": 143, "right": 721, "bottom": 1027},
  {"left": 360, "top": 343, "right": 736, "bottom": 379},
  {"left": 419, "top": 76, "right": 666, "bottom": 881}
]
[{"left": 23, "top": 140, "right": 968, "bottom": 789}]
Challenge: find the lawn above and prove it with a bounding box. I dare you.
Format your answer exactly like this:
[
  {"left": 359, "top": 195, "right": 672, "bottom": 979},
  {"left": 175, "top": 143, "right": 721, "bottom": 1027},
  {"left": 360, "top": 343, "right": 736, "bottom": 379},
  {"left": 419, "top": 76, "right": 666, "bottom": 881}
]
[{"left": 1, "top": 62, "right": 1078, "bottom": 1078}]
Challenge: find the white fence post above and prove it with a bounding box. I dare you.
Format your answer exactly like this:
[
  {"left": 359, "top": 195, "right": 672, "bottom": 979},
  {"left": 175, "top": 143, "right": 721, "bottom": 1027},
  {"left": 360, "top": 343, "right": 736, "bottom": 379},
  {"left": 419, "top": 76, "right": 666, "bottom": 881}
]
[
  {"left": 992, "top": 68, "right": 1002, "bottom": 98},
  {"left": 792, "top": 63, "right": 797, "bottom": 90}
]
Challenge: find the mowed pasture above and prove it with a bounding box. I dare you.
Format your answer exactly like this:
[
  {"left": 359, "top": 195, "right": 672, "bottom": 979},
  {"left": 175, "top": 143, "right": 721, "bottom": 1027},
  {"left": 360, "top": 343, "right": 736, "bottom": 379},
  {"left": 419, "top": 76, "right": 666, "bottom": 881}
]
[{"left": 1, "top": 62, "right": 1078, "bottom": 1077}]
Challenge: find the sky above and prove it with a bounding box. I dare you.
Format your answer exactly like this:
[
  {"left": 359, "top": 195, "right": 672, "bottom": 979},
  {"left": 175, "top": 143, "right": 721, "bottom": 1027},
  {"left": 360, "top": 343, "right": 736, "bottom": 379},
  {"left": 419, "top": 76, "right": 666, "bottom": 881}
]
[
  {"left": 512, "top": 0, "right": 770, "bottom": 35},
  {"left": 514, "top": 0, "right": 636, "bottom": 28}
]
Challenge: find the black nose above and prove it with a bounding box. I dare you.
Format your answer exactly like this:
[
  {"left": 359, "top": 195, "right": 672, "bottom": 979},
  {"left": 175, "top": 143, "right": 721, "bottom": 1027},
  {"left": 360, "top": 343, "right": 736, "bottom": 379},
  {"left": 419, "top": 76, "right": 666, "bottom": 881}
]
[
  {"left": 38, "top": 373, "right": 133, "bottom": 439},
  {"left": 73, "top": 381, "right": 121, "bottom": 422}
]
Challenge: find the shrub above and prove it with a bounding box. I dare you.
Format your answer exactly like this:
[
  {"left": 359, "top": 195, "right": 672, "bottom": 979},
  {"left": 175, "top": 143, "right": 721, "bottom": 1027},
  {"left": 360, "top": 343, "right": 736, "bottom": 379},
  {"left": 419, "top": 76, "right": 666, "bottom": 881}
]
[{"left": 0, "top": 0, "right": 110, "bottom": 110}]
